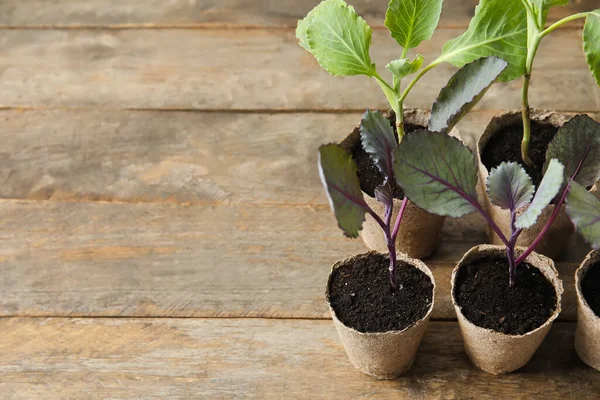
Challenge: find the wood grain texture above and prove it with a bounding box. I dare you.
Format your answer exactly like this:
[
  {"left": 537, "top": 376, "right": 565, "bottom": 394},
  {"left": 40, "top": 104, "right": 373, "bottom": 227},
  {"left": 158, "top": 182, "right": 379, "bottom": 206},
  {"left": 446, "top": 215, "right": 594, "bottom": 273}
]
[
  {"left": 0, "top": 0, "right": 595, "bottom": 28},
  {"left": 0, "top": 318, "right": 597, "bottom": 399},
  {"left": 0, "top": 29, "right": 597, "bottom": 110},
  {"left": 2, "top": 110, "right": 599, "bottom": 205},
  {"left": 0, "top": 200, "right": 589, "bottom": 319}
]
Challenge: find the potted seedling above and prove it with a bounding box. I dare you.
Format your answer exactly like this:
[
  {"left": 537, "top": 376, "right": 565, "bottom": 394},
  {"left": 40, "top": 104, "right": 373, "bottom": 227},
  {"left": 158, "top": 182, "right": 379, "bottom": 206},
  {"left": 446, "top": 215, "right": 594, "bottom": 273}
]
[
  {"left": 566, "top": 181, "right": 600, "bottom": 371},
  {"left": 320, "top": 56, "right": 511, "bottom": 377},
  {"left": 297, "top": 0, "right": 527, "bottom": 258},
  {"left": 474, "top": 1, "right": 600, "bottom": 256},
  {"left": 320, "top": 110, "right": 436, "bottom": 379},
  {"left": 393, "top": 130, "right": 573, "bottom": 374}
]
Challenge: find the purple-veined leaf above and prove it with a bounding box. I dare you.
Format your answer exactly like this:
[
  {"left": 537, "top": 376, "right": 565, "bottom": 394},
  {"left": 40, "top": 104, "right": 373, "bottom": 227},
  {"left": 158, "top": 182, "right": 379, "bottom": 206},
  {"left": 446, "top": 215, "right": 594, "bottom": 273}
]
[
  {"left": 393, "top": 130, "right": 479, "bottom": 218},
  {"left": 566, "top": 180, "right": 600, "bottom": 249},
  {"left": 486, "top": 162, "right": 534, "bottom": 211},
  {"left": 374, "top": 183, "right": 393, "bottom": 208},
  {"left": 515, "top": 159, "right": 564, "bottom": 229},
  {"left": 428, "top": 57, "right": 508, "bottom": 134},
  {"left": 360, "top": 109, "right": 397, "bottom": 183},
  {"left": 545, "top": 114, "right": 600, "bottom": 188},
  {"left": 318, "top": 144, "right": 367, "bottom": 238}
]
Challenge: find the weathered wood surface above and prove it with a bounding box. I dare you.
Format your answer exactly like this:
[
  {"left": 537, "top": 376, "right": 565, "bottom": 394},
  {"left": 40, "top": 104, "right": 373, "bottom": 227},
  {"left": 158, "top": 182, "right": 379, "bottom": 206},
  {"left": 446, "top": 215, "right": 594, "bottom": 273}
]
[
  {"left": 0, "top": 318, "right": 596, "bottom": 399},
  {"left": 0, "top": 200, "right": 588, "bottom": 319},
  {"left": 0, "top": 0, "right": 595, "bottom": 28},
  {"left": 2, "top": 110, "right": 599, "bottom": 205},
  {"left": 0, "top": 29, "right": 597, "bottom": 110}
]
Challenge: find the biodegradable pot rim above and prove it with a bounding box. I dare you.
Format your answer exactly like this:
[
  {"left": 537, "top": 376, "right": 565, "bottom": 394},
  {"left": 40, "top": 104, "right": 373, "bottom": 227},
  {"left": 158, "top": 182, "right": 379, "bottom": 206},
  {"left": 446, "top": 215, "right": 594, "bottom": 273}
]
[
  {"left": 575, "top": 250, "right": 600, "bottom": 323},
  {"left": 326, "top": 251, "right": 436, "bottom": 336},
  {"left": 451, "top": 244, "right": 563, "bottom": 339},
  {"left": 476, "top": 109, "right": 570, "bottom": 162}
]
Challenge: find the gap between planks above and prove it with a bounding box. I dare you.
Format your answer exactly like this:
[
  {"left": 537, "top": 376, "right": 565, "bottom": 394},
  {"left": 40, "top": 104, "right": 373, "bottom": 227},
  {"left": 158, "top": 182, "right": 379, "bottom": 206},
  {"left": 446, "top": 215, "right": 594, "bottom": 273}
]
[
  {"left": 0, "top": 24, "right": 585, "bottom": 31},
  {"left": 0, "top": 106, "right": 598, "bottom": 114}
]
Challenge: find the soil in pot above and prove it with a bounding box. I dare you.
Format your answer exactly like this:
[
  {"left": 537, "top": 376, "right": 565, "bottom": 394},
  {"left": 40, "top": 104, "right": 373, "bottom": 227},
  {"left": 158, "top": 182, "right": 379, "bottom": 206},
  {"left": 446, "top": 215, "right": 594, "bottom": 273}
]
[
  {"left": 481, "top": 121, "right": 558, "bottom": 187},
  {"left": 350, "top": 113, "right": 423, "bottom": 198},
  {"left": 581, "top": 260, "right": 600, "bottom": 317},
  {"left": 454, "top": 254, "right": 557, "bottom": 335},
  {"left": 328, "top": 252, "right": 433, "bottom": 333}
]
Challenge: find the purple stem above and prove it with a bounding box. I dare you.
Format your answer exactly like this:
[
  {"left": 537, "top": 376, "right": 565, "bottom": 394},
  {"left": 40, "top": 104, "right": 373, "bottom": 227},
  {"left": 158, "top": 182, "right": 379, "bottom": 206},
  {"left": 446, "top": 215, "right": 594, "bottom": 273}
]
[
  {"left": 514, "top": 181, "right": 571, "bottom": 266},
  {"left": 391, "top": 197, "right": 409, "bottom": 243},
  {"left": 507, "top": 209, "right": 519, "bottom": 288}
]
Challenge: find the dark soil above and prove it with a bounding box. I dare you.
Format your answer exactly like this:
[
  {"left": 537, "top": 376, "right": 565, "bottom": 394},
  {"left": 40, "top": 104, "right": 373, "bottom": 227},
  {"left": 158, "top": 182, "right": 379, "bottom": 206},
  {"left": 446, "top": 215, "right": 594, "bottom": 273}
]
[
  {"left": 454, "top": 254, "right": 557, "bottom": 335},
  {"left": 582, "top": 260, "right": 600, "bottom": 317},
  {"left": 349, "top": 113, "right": 424, "bottom": 198},
  {"left": 328, "top": 252, "right": 433, "bottom": 333},
  {"left": 481, "top": 121, "right": 559, "bottom": 188}
]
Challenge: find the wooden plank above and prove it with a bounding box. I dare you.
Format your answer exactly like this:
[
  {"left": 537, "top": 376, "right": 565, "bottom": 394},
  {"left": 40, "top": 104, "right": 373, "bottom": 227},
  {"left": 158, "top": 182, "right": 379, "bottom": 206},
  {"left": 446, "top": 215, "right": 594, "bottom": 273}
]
[
  {"left": 0, "top": 29, "right": 597, "bottom": 110},
  {"left": 3, "top": 109, "right": 598, "bottom": 205},
  {"left": 0, "top": 0, "right": 595, "bottom": 28},
  {"left": 0, "top": 200, "right": 589, "bottom": 319},
  {"left": 0, "top": 318, "right": 596, "bottom": 399}
]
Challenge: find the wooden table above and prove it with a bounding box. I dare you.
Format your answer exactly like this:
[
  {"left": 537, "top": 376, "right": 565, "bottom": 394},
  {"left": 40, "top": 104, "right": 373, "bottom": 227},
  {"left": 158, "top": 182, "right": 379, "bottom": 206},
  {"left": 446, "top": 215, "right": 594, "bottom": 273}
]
[{"left": 1, "top": 1, "right": 599, "bottom": 398}]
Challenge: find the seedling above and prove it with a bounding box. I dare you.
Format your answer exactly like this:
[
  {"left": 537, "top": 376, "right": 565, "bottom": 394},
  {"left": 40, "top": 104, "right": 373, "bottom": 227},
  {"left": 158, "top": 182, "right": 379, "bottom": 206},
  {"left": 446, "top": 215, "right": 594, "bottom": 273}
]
[
  {"left": 297, "top": 0, "right": 528, "bottom": 139},
  {"left": 318, "top": 57, "right": 507, "bottom": 289},
  {"left": 508, "top": 1, "right": 600, "bottom": 165},
  {"left": 394, "top": 114, "right": 600, "bottom": 287}
]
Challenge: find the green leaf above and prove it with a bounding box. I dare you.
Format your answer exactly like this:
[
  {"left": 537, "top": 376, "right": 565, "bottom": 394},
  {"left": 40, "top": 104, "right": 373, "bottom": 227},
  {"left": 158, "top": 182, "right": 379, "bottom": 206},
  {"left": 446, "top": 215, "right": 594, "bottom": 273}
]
[
  {"left": 386, "top": 55, "right": 424, "bottom": 81},
  {"left": 318, "top": 144, "right": 367, "bottom": 238},
  {"left": 566, "top": 180, "right": 600, "bottom": 250},
  {"left": 428, "top": 56, "right": 508, "bottom": 134},
  {"left": 299, "top": 0, "right": 376, "bottom": 76},
  {"left": 515, "top": 159, "right": 564, "bottom": 229},
  {"left": 394, "top": 131, "right": 479, "bottom": 218},
  {"left": 583, "top": 10, "right": 600, "bottom": 86},
  {"left": 486, "top": 162, "right": 534, "bottom": 211},
  {"left": 545, "top": 114, "right": 600, "bottom": 188},
  {"left": 439, "top": 0, "right": 527, "bottom": 82},
  {"left": 360, "top": 109, "right": 397, "bottom": 182},
  {"left": 384, "top": 0, "right": 443, "bottom": 50},
  {"left": 297, "top": 0, "right": 345, "bottom": 51}
]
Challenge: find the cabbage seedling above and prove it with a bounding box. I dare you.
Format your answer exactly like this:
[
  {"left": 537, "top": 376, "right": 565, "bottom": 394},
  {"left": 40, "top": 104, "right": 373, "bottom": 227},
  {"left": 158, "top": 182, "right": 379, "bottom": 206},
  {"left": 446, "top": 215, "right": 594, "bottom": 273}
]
[
  {"left": 394, "top": 130, "right": 574, "bottom": 287},
  {"left": 297, "top": 0, "right": 528, "bottom": 139},
  {"left": 510, "top": 1, "right": 600, "bottom": 165}
]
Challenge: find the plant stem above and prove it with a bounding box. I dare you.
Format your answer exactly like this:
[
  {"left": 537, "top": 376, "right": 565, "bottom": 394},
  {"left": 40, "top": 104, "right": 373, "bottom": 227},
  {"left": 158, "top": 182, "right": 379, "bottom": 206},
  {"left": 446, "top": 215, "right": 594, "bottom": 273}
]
[
  {"left": 539, "top": 12, "right": 590, "bottom": 38},
  {"left": 507, "top": 245, "right": 517, "bottom": 288},
  {"left": 520, "top": 34, "right": 541, "bottom": 167},
  {"left": 507, "top": 210, "right": 520, "bottom": 288},
  {"left": 399, "top": 61, "right": 439, "bottom": 103},
  {"left": 391, "top": 197, "right": 409, "bottom": 243}
]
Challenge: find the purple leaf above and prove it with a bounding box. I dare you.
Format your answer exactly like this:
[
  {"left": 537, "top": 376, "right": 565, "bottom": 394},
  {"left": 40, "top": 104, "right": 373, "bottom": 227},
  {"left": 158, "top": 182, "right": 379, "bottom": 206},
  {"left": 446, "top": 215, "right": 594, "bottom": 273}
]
[
  {"left": 393, "top": 131, "right": 479, "bottom": 217},
  {"left": 360, "top": 109, "right": 397, "bottom": 183},
  {"left": 318, "top": 144, "right": 367, "bottom": 238},
  {"left": 567, "top": 180, "right": 600, "bottom": 249},
  {"left": 486, "top": 162, "right": 534, "bottom": 211},
  {"left": 545, "top": 114, "right": 600, "bottom": 188},
  {"left": 374, "top": 183, "right": 393, "bottom": 208},
  {"left": 515, "top": 159, "right": 564, "bottom": 229},
  {"left": 429, "top": 56, "right": 508, "bottom": 134}
]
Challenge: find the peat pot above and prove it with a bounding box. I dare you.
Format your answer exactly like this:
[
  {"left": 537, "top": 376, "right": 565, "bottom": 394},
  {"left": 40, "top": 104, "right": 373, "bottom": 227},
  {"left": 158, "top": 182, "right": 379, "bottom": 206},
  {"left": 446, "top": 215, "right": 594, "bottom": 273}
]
[
  {"left": 451, "top": 244, "right": 563, "bottom": 374},
  {"left": 326, "top": 251, "right": 435, "bottom": 379},
  {"left": 575, "top": 251, "right": 600, "bottom": 371}
]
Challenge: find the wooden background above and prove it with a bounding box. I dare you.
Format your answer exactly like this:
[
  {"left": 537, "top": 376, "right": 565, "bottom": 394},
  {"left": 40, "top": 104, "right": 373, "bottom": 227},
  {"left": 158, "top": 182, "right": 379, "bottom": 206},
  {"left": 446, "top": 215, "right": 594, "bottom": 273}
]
[{"left": 0, "top": 0, "right": 599, "bottom": 398}]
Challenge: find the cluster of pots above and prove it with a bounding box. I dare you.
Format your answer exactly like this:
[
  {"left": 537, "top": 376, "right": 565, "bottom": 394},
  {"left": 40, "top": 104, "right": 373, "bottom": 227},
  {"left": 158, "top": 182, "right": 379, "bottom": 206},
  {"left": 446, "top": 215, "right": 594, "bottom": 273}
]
[{"left": 327, "top": 109, "right": 600, "bottom": 378}]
